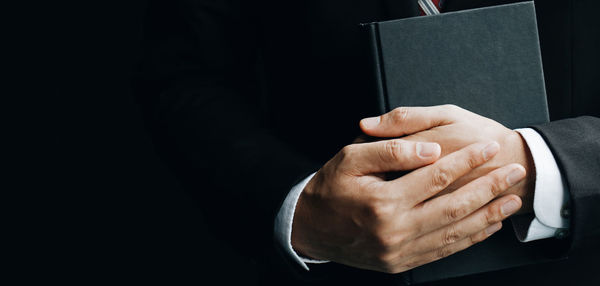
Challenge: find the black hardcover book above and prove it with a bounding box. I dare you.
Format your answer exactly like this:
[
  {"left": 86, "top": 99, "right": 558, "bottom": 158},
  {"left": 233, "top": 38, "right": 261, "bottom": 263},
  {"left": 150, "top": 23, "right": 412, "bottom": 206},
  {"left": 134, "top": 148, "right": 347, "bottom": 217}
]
[
  {"left": 363, "top": 1, "right": 549, "bottom": 128},
  {"left": 362, "top": 2, "right": 557, "bottom": 283}
]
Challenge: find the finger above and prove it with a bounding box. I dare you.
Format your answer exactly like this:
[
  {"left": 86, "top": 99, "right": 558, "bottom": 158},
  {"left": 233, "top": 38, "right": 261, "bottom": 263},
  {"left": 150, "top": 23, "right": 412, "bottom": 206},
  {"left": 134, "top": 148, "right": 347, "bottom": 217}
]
[
  {"left": 385, "top": 141, "right": 500, "bottom": 205},
  {"left": 360, "top": 105, "right": 463, "bottom": 138},
  {"left": 408, "top": 194, "right": 521, "bottom": 255},
  {"left": 339, "top": 139, "right": 441, "bottom": 175},
  {"left": 403, "top": 221, "right": 503, "bottom": 271},
  {"left": 411, "top": 163, "right": 526, "bottom": 234}
]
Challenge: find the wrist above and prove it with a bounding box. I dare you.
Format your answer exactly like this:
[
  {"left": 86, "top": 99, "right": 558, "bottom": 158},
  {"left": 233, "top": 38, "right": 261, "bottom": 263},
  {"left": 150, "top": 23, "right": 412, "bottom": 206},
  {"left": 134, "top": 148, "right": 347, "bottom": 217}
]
[
  {"left": 291, "top": 175, "right": 320, "bottom": 260},
  {"left": 509, "top": 130, "right": 535, "bottom": 213}
]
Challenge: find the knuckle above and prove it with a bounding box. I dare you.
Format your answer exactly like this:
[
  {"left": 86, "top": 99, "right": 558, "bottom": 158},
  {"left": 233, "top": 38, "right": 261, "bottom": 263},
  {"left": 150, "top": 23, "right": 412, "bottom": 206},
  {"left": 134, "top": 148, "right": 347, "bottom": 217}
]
[
  {"left": 391, "top": 107, "right": 409, "bottom": 124},
  {"left": 436, "top": 246, "right": 454, "bottom": 259},
  {"left": 362, "top": 180, "right": 382, "bottom": 194},
  {"left": 443, "top": 104, "right": 461, "bottom": 112},
  {"left": 383, "top": 140, "right": 405, "bottom": 162},
  {"left": 469, "top": 234, "right": 478, "bottom": 245},
  {"left": 487, "top": 174, "right": 506, "bottom": 197},
  {"left": 366, "top": 201, "right": 394, "bottom": 223},
  {"left": 431, "top": 167, "right": 453, "bottom": 189},
  {"left": 465, "top": 148, "right": 483, "bottom": 169},
  {"left": 374, "top": 233, "right": 405, "bottom": 251},
  {"left": 442, "top": 227, "right": 462, "bottom": 246},
  {"left": 339, "top": 144, "right": 357, "bottom": 160},
  {"left": 470, "top": 232, "right": 485, "bottom": 245},
  {"left": 339, "top": 144, "right": 360, "bottom": 168},
  {"left": 444, "top": 204, "right": 467, "bottom": 222},
  {"left": 461, "top": 144, "right": 484, "bottom": 167},
  {"left": 459, "top": 195, "right": 478, "bottom": 214},
  {"left": 484, "top": 204, "right": 502, "bottom": 225}
]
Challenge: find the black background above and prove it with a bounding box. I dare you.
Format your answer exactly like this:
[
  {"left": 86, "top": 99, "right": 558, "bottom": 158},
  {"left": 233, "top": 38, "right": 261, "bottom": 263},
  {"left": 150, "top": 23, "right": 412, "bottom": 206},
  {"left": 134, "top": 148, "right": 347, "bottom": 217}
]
[
  {"left": 13, "top": 1, "right": 253, "bottom": 284},
  {"left": 12, "top": 1, "right": 596, "bottom": 285}
]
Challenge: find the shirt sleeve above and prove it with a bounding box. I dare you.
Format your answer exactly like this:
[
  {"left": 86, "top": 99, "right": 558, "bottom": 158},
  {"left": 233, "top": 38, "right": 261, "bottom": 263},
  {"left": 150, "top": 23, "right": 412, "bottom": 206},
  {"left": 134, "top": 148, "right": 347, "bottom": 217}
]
[
  {"left": 274, "top": 172, "right": 329, "bottom": 271},
  {"left": 514, "top": 128, "right": 571, "bottom": 242}
]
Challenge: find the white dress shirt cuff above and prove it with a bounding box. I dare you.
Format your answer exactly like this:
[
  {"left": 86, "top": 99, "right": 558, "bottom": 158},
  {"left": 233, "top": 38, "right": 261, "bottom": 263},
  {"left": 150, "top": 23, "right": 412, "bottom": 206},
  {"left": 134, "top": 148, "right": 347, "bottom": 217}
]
[
  {"left": 274, "top": 172, "right": 329, "bottom": 270},
  {"left": 514, "top": 128, "right": 570, "bottom": 242}
]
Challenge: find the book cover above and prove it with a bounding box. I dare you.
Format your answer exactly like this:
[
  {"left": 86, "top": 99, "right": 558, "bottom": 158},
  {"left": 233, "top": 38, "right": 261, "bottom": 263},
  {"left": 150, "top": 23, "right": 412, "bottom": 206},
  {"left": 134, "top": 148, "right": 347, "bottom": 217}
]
[{"left": 363, "top": 1, "right": 549, "bottom": 129}]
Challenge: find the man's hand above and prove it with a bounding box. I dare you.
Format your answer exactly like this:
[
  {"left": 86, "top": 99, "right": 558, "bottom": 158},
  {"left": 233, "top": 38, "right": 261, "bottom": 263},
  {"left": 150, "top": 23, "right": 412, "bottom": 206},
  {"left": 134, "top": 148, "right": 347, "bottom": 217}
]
[
  {"left": 360, "top": 105, "right": 535, "bottom": 213},
  {"left": 292, "top": 138, "right": 525, "bottom": 273}
]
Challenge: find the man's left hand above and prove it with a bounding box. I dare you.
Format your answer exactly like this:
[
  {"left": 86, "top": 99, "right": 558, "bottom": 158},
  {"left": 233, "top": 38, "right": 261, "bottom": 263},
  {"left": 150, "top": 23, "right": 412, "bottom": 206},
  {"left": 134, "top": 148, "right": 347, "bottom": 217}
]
[{"left": 360, "top": 105, "right": 535, "bottom": 214}]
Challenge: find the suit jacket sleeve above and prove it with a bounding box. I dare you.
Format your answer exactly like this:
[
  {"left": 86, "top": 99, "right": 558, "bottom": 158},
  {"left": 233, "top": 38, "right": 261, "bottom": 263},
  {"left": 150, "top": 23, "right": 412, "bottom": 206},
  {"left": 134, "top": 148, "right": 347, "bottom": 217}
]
[
  {"left": 134, "top": 0, "right": 319, "bottom": 258},
  {"left": 532, "top": 116, "right": 600, "bottom": 253}
]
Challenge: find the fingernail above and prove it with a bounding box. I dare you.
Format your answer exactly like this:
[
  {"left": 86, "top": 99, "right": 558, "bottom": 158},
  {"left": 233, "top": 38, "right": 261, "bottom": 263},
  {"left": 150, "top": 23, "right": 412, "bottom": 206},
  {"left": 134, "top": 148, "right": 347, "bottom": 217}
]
[
  {"left": 417, "top": 142, "right": 440, "bottom": 158},
  {"left": 506, "top": 166, "right": 526, "bottom": 185},
  {"left": 482, "top": 141, "right": 500, "bottom": 161},
  {"left": 485, "top": 222, "right": 502, "bottom": 235},
  {"left": 501, "top": 200, "right": 521, "bottom": 216},
  {"left": 361, "top": 116, "right": 380, "bottom": 129}
]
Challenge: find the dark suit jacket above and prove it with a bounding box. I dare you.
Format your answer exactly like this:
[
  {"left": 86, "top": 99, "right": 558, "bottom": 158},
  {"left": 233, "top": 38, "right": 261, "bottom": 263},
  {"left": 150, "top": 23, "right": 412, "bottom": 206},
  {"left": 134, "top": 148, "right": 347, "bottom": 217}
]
[{"left": 136, "top": 0, "right": 600, "bottom": 285}]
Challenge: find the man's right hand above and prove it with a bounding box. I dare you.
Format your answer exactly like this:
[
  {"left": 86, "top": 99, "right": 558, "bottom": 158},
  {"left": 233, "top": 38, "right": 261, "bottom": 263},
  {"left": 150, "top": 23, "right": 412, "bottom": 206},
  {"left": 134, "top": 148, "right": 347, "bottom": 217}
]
[{"left": 291, "top": 139, "right": 526, "bottom": 273}]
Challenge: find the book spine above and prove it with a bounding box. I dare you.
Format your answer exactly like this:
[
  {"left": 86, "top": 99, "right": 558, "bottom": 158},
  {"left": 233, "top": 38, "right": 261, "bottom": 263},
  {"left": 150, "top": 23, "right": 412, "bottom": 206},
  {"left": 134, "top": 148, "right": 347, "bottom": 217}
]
[{"left": 363, "top": 23, "right": 389, "bottom": 114}]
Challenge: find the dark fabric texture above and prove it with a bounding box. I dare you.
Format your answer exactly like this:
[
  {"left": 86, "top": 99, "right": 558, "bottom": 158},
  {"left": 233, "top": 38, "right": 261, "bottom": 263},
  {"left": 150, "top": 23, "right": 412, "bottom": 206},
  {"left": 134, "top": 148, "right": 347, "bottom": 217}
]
[
  {"left": 533, "top": 117, "right": 600, "bottom": 254},
  {"left": 136, "top": 0, "right": 600, "bottom": 285}
]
